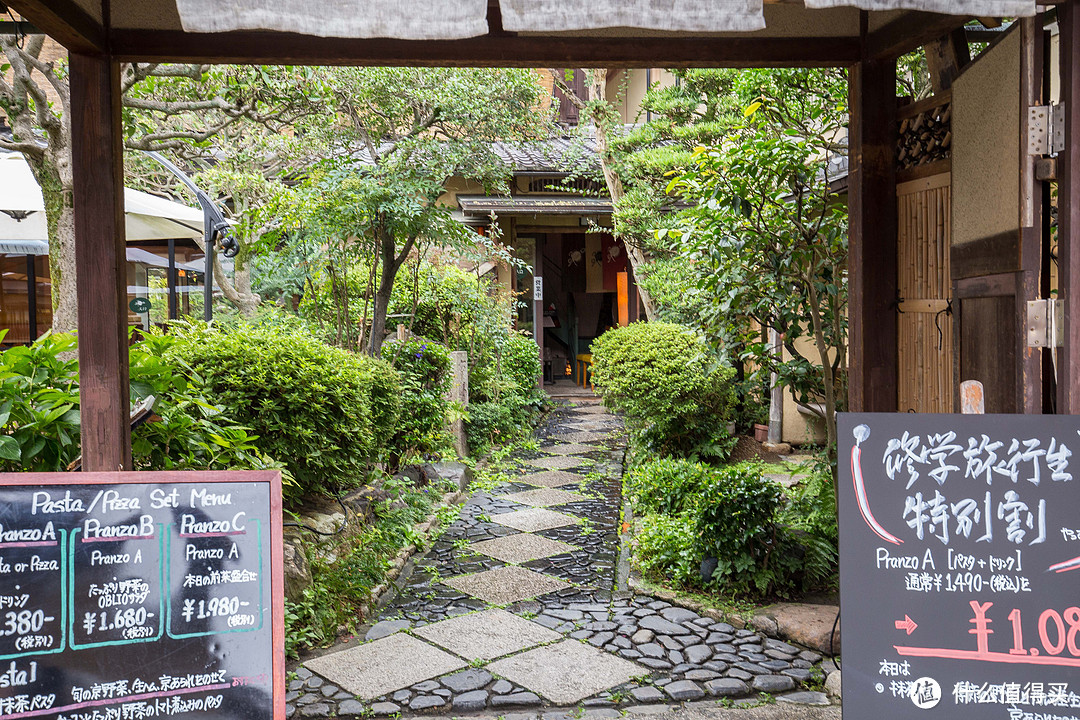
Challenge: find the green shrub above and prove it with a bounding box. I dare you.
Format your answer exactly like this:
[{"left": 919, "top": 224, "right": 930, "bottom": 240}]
[
  {"left": 381, "top": 336, "right": 451, "bottom": 462},
  {"left": 129, "top": 333, "right": 290, "bottom": 479},
  {"left": 0, "top": 331, "right": 81, "bottom": 471},
  {"left": 165, "top": 323, "right": 400, "bottom": 499},
  {"left": 466, "top": 332, "right": 544, "bottom": 454},
  {"left": 626, "top": 458, "right": 714, "bottom": 516},
  {"left": 694, "top": 462, "right": 796, "bottom": 597},
  {"left": 590, "top": 322, "right": 736, "bottom": 460},
  {"left": 634, "top": 513, "right": 701, "bottom": 588}
]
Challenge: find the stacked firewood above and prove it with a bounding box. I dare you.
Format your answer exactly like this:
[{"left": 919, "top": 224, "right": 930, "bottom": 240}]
[{"left": 897, "top": 99, "right": 952, "bottom": 171}]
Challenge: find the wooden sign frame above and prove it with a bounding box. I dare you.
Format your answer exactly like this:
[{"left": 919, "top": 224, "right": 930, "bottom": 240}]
[{"left": 0, "top": 470, "right": 285, "bottom": 720}]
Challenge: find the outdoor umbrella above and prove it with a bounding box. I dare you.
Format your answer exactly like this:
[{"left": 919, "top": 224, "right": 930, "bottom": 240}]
[{"left": 0, "top": 152, "right": 205, "bottom": 250}]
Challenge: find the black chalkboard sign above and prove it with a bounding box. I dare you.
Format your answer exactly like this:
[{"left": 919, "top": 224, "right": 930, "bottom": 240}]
[
  {"left": 0, "top": 471, "right": 284, "bottom": 720},
  {"left": 839, "top": 413, "right": 1080, "bottom": 720}
]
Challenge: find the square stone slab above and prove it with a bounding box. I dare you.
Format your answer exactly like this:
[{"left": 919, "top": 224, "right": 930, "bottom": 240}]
[
  {"left": 470, "top": 533, "right": 578, "bottom": 563},
  {"left": 442, "top": 565, "right": 573, "bottom": 604},
  {"left": 304, "top": 632, "right": 466, "bottom": 700},
  {"left": 490, "top": 507, "right": 580, "bottom": 532},
  {"left": 518, "top": 470, "right": 584, "bottom": 488},
  {"left": 487, "top": 639, "right": 646, "bottom": 705},
  {"left": 543, "top": 443, "right": 599, "bottom": 456},
  {"left": 413, "top": 608, "right": 563, "bottom": 661},
  {"left": 503, "top": 488, "right": 586, "bottom": 507},
  {"left": 525, "top": 455, "right": 590, "bottom": 470}
]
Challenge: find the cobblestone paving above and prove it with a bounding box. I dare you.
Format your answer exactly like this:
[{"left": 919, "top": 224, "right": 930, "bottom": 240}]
[{"left": 293, "top": 402, "right": 829, "bottom": 717}]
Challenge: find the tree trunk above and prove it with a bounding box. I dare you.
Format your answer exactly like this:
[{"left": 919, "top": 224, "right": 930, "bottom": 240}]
[
  {"left": 30, "top": 161, "right": 79, "bottom": 335},
  {"left": 368, "top": 232, "right": 399, "bottom": 356}
]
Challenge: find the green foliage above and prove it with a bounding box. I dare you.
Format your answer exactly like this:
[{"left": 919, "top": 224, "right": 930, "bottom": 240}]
[
  {"left": 634, "top": 514, "right": 701, "bottom": 588},
  {"left": 164, "top": 323, "right": 400, "bottom": 500},
  {"left": 694, "top": 463, "right": 789, "bottom": 596},
  {"left": 466, "top": 333, "right": 545, "bottom": 454},
  {"left": 381, "top": 336, "right": 452, "bottom": 462},
  {"left": 0, "top": 331, "right": 81, "bottom": 471},
  {"left": 590, "top": 322, "right": 736, "bottom": 461},
  {"left": 128, "top": 333, "right": 289, "bottom": 478},
  {"left": 663, "top": 69, "right": 849, "bottom": 459},
  {"left": 628, "top": 458, "right": 836, "bottom": 599},
  {"left": 625, "top": 458, "right": 713, "bottom": 516}
]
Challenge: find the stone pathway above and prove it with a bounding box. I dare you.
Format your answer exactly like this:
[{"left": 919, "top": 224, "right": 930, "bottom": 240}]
[{"left": 290, "top": 402, "right": 831, "bottom": 717}]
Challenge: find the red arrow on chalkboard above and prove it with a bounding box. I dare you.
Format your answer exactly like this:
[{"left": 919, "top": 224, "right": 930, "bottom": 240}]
[{"left": 895, "top": 615, "right": 918, "bottom": 635}]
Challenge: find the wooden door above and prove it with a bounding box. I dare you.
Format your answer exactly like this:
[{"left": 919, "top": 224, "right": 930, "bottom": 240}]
[{"left": 897, "top": 172, "right": 954, "bottom": 412}]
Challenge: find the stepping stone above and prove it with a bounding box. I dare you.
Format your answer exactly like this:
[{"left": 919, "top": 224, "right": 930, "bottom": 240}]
[
  {"left": 518, "top": 470, "right": 585, "bottom": 488},
  {"left": 441, "top": 669, "right": 494, "bottom": 693},
  {"left": 753, "top": 675, "right": 797, "bottom": 693},
  {"left": 453, "top": 690, "right": 490, "bottom": 711},
  {"left": 551, "top": 432, "right": 602, "bottom": 444},
  {"left": 704, "top": 678, "right": 750, "bottom": 697},
  {"left": 638, "top": 616, "right": 691, "bottom": 636},
  {"left": 415, "top": 608, "right": 562, "bottom": 660},
  {"left": 543, "top": 443, "right": 598, "bottom": 456},
  {"left": 470, "top": 533, "right": 578, "bottom": 563},
  {"left": 304, "top": 633, "right": 466, "bottom": 701},
  {"left": 663, "top": 680, "right": 705, "bottom": 701},
  {"left": 442, "top": 565, "right": 573, "bottom": 605},
  {"left": 365, "top": 619, "right": 410, "bottom": 641},
  {"left": 414, "top": 604, "right": 565, "bottom": 660},
  {"left": 487, "top": 640, "right": 645, "bottom": 705},
  {"left": 630, "top": 687, "right": 664, "bottom": 703},
  {"left": 491, "top": 508, "right": 579, "bottom": 532},
  {"left": 503, "top": 488, "right": 586, "bottom": 508},
  {"left": 525, "top": 455, "right": 589, "bottom": 470}
]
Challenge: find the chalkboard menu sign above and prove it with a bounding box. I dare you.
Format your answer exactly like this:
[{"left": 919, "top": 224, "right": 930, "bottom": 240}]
[
  {"left": 0, "top": 471, "right": 284, "bottom": 720},
  {"left": 839, "top": 413, "right": 1080, "bottom": 720}
]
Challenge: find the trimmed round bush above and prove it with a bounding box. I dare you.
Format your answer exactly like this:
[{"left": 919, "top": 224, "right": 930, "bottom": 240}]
[
  {"left": 590, "top": 322, "right": 736, "bottom": 460},
  {"left": 166, "top": 324, "right": 400, "bottom": 500}
]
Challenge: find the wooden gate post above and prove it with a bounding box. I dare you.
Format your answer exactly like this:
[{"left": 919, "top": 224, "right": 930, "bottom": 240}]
[
  {"left": 1060, "top": 0, "right": 1080, "bottom": 414},
  {"left": 848, "top": 57, "right": 899, "bottom": 413},
  {"left": 70, "top": 53, "right": 131, "bottom": 470}
]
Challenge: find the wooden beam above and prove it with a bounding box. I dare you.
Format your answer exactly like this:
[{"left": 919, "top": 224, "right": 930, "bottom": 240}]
[
  {"left": 1059, "top": 0, "right": 1080, "bottom": 413},
  {"left": 848, "top": 57, "right": 899, "bottom": 413},
  {"left": 924, "top": 28, "right": 970, "bottom": 93},
  {"left": 109, "top": 30, "right": 861, "bottom": 68},
  {"left": 70, "top": 53, "right": 131, "bottom": 471},
  {"left": 4, "top": 0, "right": 105, "bottom": 54},
  {"left": 866, "top": 12, "right": 971, "bottom": 62},
  {"left": 1017, "top": 15, "right": 1044, "bottom": 414}
]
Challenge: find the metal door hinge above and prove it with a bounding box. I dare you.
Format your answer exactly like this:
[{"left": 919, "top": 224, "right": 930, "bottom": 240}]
[
  {"left": 1027, "top": 298, "right": 1064, "bottom": 348},
  {"left": 1028, "top": 103, "right": 1067, "bottom": 156}
]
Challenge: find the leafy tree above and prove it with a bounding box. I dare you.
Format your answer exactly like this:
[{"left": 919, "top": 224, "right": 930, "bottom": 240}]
[
  {"left": 284, "top": 67, "right": 549, "bottom": 355},
  {"left": 0, "top": 35, "right": 328, "bottom": 331},
  {"left": 663, "top": 69, "right": 849, "bottom": 463}
]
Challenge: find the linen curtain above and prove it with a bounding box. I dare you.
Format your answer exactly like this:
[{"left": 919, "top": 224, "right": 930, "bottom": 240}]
[
  {"left": 498, "top": 0, "right": 765, "bottom": 33},
  {"left": 175, "top": 0, "right": 1037, "bottom": 38},
  {"left": 174, "top": 0, "right": 489, "bottom": 39},
  {"left": 803, "top": 0, "right": 1035, "bottom": 16}
]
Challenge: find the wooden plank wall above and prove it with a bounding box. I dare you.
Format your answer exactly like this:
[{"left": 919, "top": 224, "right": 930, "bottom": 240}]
[{"left": 897, "top": 172, "right": 953, "bottom": 412}]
